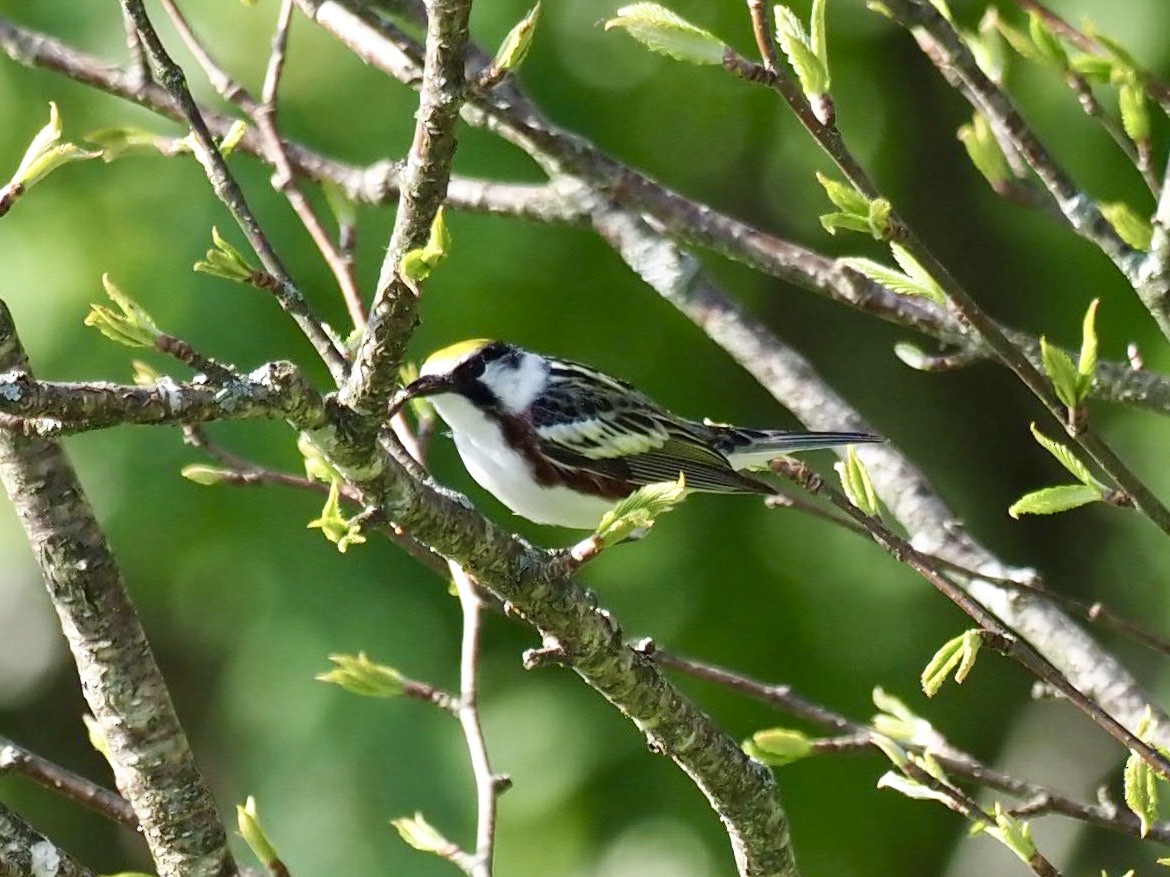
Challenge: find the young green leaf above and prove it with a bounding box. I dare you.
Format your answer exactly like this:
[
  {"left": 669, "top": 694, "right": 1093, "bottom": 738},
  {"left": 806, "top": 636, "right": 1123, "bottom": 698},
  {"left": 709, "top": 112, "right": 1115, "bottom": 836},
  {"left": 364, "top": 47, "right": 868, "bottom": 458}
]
[
  {"left": 493, "top": 3, "right": 541, "bottom": 73},
  {"left": 392, "top": 812, "right": 456, "bottom": 857},
  {"left": 876, "top": 771, "right": 954, "bottom": 805},
  {"left": 834, "top": 446, "right": 879, "bottom": 516},
  {"left": 1078, "top": 299, "right": 1099, "bottom": 388},
  {"left": 957, "top": 112, "right": 1010, "bottom": 188},
  {"left": 1039, "top": 336, "right": 1081, "bottom": 410},
  {"left": 809, "top": 0, "right": 829, "bottom": 77},
  {"left": 181, "top": 464, "right": 235, "bottom": 486},
  {"left": 775, "top": 5, "right": 829, "bottom": 97},
  {"left": 194, "top": 226, "right": 259, "bottom": 284},
  {"left": 1124, "top": 750, "right": 1159, "bottom": 837},
  {"left": 1068, "top": 53, "right": 1114, "bottom": 82},
  {"left": 920, "top": 630, "right": 981, "bottom": 697},
  {"left": 237, "top": 797, "right": 282, "bottom": 870},
  {"left": 815, "top": 171, "right": 868, "bottom": 214},
  {"left": 604, "top": 3, "right": 726, "bottom": 66},
  {"left": 745, "top": 728, "right": 815, "bottom": 767},
  {"left": 1008, "top": 484, "right": 1103, "bottom": 518},
  {"left": 594, "top": 474, "right": 688, "bottom": 548},
  {"left": 889, "top": 243, "right": 945, "bottom": 305},
  {"left": 1100, "top": 202, "right": 1153, "bottom": 251},
  {"left": 1029, "top": 423, "right": 1102, "bottom": 488},
  {"left": 871, "top": 687, "right": 938, "bottom": 746},
  {"left": 967, "top": 9, "right": 1007, "bottom": 83},
  {"left": 400, "top": 207, "right": 452, "bottom": 283},
  {"left": 1119, "top": 76, "right": 1151, "bottom": 144},
  {"left": 841, "top": 258, "right": 941, "bottom": 304},
  {"left": 7, "top": 102, "right": 100, "bottom": 193},
  {"left": 307, "top": 479, "right": 367, "bottom": 552},
  {"left": 84, "top": 275, "right": 163, "bottom": 348},
  {"left": 985, "top": 802, "right": 1038, "bottom": 864},
  {"left": 1027, "top": 11, "right": 1067, "bottom": 69},
  {"left": 316, "top": 652, "right": 406, "bottom": 697}
]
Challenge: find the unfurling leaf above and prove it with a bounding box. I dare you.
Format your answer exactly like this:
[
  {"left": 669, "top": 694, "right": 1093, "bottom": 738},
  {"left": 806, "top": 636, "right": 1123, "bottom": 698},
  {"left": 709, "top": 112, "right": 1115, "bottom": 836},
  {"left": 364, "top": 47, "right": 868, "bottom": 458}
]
[
  {"left": 1078, "top": 299, "right": 1099, "bottom": 384},
  {"left": 985, "top": 802, "right": 1038, "bottom": 864},
  {"left": 594, "top": 473, "right": 688, "bottom": 547},
  {"left": 835, "top": 446, "right": 879, "bottom": 516},
  {"left": 307, "top": 479, "right": 367, "bottom": 552},
  {"left": 237, "top": 797, "right": 282, "bottom": 869},
  {"left": 493, "top": 3, "right": 541, "bottom": 73},
  {"left": 1029, "top": 423, "right": 1101, "bottom": 488},
  {"left": 316, "top": 652, "right": 406, "bottom": 697},
  {"left": 604, "top": 3, "right": 726, "bottom": 66},
  {"left": 400, "top": 207, "right": 452, "bottom": 282},
  {"left": 841, "top": 258, "right": 942, "bottom": 305},
  {"left": 957, "top": 112, "right": 1010, "bottom": 187},
  {"left": 871, "top": 687, "right": 937, "bottom": 746},
  {"left": 1100, "top": 202, "right": 1153, "bottom": 251},
  {"left": 921, "top": 630, "right": 982, "bottom": 697},
  {"left": 194, "top": 226, "right": 259, "bottom": 284},
  {"left": 745, "top": 728, "right": 815, "bottom": 766},
  {"left": 1039, "top": 336, "right": 1081, "bottom": 410},
  {"left": 775, "top": 4, "right": 830, "bottom": 97},
  {"left": 1119, "top": 77, "right": 1151, "bottom": 144},
  {"left": 392, "top": 812, "right": 457, "bottom": 858},
  {"left": 181, "top": 464, "right": 235, "bottom": 486},
  {"left": 1026, "top": 11, "right": 1067, "bottom": 69},
  {"left": 7, "top": 102, "right": 100, "bottom": 194},
  {"left": 84, "top": 275, "right": 162, "bottom": 348},
  {"left": 815, "top": 174, "right": 891, "bottom": 240}
]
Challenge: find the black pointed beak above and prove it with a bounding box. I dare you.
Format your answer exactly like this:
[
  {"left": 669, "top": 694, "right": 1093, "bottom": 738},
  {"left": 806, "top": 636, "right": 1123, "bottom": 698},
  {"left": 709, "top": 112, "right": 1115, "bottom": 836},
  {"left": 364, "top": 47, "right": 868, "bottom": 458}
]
[{"left": 387, "top": 373, "right": 454, "bottom": 418}]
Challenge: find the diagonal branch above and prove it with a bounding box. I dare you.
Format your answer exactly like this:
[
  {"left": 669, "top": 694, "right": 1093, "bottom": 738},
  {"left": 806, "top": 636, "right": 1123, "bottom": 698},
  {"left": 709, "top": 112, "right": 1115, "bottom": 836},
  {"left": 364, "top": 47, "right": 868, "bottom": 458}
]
[
  {"left": 365, "top": 458, "right": 799, "bottom": 877},
  {"left": 117, "top": 0, "right": 349, "bottom": 383},
  {"left": 0, "top": 300, "right": 236, "bottom": 877}
]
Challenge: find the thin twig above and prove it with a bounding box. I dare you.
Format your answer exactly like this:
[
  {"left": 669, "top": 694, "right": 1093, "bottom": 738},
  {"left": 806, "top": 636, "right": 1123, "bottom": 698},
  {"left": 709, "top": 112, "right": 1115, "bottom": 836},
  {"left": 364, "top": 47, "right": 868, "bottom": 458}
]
[
  {"left": 161, "top": 0, "right": 368, "bottom": 331},
  {"left": 656, "top": 651, "right": 1170, "bottom": 843},
  {"left": 449, "top": 563, "right": 500, "bottom": 877},
  {"left": 772, "top": 457, "right": 1170, "bottom": 781},
  {"left": 0, "top": 735, "right": 137, "bottom": 828},
  {"left": 120, "top": 0, "right": 349, "bottom": 383}
]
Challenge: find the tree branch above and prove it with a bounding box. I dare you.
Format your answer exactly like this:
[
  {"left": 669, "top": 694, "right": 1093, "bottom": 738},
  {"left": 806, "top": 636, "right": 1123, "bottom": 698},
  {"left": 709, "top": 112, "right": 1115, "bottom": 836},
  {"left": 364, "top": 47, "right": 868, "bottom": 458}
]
[
  {"left": 0, "top": 801, "right": 97, "bottom": 877},
  {"left": 0, "top": 362, "right": 327, "bottom": 435},
  {"left": 337, "top": 0, "right": 473, "bottom": 426},
  {"left": 0, "top": 300, "right": 235, "bottom": 877}
]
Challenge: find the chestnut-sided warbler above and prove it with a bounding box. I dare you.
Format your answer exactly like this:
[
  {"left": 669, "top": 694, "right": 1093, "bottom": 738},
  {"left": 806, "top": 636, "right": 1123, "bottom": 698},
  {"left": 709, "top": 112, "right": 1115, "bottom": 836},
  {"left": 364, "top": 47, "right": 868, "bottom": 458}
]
[{"left": 394, "top": 340, "right": 881, "bottom": 528}]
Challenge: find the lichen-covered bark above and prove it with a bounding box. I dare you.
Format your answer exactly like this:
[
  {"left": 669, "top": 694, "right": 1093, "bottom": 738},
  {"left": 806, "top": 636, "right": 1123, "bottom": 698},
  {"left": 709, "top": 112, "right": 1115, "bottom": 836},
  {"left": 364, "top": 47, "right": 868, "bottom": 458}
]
[
  {"left": 0, "top": 802, "right": 95, "bottom": 877},
  {"left": 0, "top": 300, "right": 234, "bottom": 877}
]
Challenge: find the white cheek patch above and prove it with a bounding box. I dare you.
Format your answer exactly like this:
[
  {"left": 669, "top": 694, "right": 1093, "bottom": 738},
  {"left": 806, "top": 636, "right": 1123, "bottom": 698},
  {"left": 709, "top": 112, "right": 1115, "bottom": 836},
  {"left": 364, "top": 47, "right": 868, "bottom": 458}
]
[{"left": 484, "top": 353, "right": 548, "bottom": 414}]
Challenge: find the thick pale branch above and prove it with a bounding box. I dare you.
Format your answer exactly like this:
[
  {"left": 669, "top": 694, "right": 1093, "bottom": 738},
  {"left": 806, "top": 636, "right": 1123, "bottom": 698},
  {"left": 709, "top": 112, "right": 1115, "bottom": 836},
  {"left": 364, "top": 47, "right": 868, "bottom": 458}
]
[
  {"left": 0, "top": 362, "right": 327, "bottom": 435},
  {"left": 0, "top": 300, "right": 235, "bottom": 877},
  {"left": 3, "top": 15, "right": 1170, "bottom": 416}
]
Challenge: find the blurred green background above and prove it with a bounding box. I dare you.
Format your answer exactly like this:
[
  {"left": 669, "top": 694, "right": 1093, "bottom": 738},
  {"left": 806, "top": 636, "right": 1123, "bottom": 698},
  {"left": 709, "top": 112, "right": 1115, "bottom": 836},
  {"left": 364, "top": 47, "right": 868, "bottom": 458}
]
[{"left": 1, "top": 0, "right": 1169, "bottom": 874}]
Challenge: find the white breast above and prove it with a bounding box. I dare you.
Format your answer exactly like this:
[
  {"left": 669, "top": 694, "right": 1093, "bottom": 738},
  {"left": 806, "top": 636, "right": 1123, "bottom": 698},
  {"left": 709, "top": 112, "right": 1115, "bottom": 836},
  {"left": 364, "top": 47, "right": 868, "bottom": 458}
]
[{"left": 428, "top": 393, "right": 615, "bottom": 529}]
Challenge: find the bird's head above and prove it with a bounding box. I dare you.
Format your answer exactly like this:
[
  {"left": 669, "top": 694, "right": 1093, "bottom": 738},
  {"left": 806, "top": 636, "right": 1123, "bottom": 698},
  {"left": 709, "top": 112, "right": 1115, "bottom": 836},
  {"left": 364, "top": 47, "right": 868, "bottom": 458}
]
[{"left": 392, "top": 339, "right": 549, "bottom": 415}]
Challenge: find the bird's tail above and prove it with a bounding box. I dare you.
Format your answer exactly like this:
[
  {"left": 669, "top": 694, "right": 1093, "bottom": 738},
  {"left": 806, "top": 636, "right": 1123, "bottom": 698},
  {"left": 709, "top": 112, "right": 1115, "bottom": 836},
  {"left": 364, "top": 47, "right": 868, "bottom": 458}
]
[{"left": 709, "top": 426, "right": 883, "bottom": 471}]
